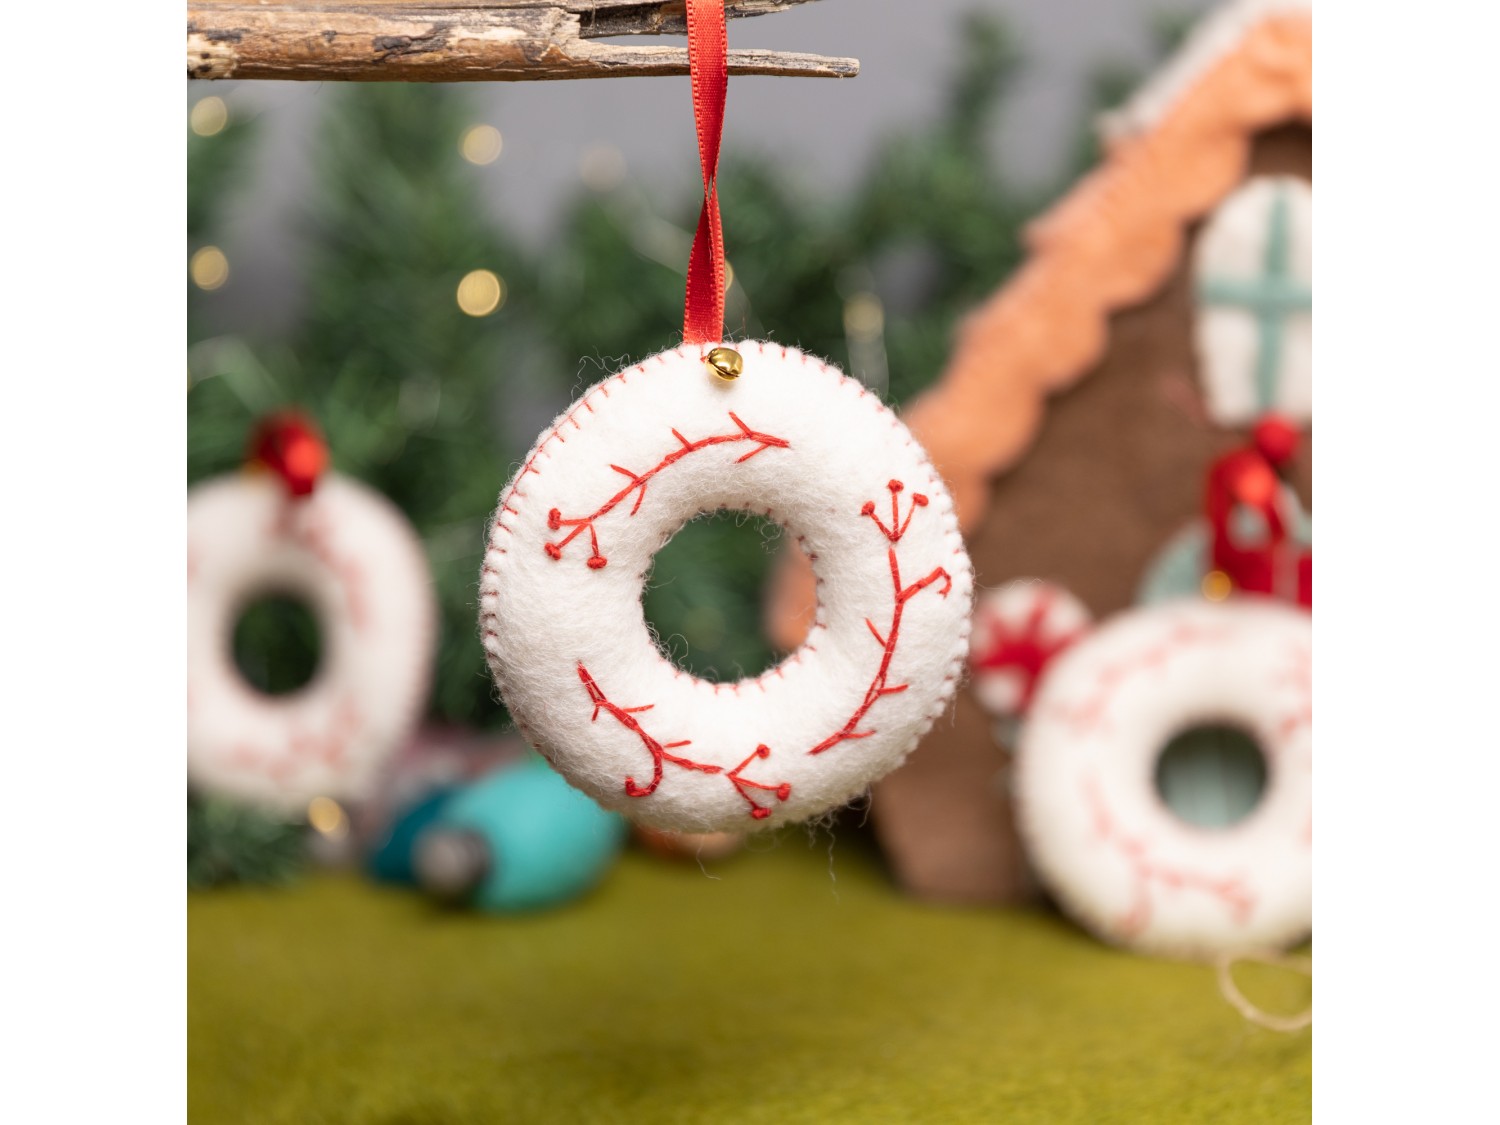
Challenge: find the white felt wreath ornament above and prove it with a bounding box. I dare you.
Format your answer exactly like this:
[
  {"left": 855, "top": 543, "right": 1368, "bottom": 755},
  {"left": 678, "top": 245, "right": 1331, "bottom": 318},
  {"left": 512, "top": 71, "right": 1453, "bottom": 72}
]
[
  {"left": 1016, "top": 600, "right": 1312, "bottom": 957},
  {"left": 187, "top": 415, "right": 436, "bottom": 814},
  {"left": 480, "top": 343, "right": 973, "bottom": 832}
]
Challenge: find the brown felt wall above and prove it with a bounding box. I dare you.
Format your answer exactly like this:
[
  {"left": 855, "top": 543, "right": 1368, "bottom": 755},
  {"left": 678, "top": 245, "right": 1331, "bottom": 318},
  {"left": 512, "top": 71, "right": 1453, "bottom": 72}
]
[{"left": 875, "top": 123, "right": 1313, "bottom": 904}]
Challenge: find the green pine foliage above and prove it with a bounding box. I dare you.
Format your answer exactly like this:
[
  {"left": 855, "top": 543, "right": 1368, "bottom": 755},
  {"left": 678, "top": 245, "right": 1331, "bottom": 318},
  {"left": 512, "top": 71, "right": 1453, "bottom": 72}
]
[
  {"left": 187, "top": 794, "right": 306, "bottom": 888},
  {"left": 190, "top": 86, "right": 533, "bottom": 727},
  {"left": 188, "top": 106, "right": 256, "bottom": 244},
  {"left": 1065, "top": 10, "right": 1201, "bottom": 178},
  {"left": 188, "top": 104, "right": 256, "bottom": 345},
  {"left": 188, "top": 13, "right": 1166, "bottom": 731}
]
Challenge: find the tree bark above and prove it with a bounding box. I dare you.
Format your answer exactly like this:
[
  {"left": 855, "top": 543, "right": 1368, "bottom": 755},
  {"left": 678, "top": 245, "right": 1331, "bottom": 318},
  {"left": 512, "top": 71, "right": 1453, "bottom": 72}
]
[{"left": 188, "top": 0, "right": 859, "bottom": 81}]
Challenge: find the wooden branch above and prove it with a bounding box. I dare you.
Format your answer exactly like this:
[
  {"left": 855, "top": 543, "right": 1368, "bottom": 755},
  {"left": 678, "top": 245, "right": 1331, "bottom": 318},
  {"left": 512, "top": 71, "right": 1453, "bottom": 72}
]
[{"left": 188, "top": 0, "right": 859, "bottom": 82}]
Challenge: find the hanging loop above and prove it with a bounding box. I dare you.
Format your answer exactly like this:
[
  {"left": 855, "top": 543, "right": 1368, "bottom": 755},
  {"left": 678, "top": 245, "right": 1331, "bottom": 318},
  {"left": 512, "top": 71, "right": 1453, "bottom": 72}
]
[{"left": 682, "top": 0, "right": 729, "bottom": 346}]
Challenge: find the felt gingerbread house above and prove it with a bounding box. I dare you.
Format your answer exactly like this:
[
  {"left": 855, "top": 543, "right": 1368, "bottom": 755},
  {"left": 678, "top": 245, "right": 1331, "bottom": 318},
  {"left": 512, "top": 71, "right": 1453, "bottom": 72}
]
[{"left": 771, "top": 0, "right": 1312, "bottom": 902}]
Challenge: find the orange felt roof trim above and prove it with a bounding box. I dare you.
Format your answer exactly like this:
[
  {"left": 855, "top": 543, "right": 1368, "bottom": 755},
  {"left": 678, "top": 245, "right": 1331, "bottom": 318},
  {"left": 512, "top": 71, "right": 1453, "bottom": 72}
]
[
  {"left": 766, "top": 11, "right": 1311, "bottom": 653},
  {"left": 903, "top": 11, "right": 1312, "bottom": 533}
]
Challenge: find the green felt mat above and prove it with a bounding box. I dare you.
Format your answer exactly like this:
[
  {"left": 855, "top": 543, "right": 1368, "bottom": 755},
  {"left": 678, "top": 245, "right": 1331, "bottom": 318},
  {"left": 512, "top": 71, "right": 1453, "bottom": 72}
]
[{"left": 189, "top": 834, "right": 1310, "bottom": 1123}]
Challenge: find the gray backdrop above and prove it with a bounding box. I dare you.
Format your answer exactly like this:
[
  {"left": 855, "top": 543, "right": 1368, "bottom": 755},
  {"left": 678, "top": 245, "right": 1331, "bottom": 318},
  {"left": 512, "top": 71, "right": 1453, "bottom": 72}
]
[{"left": 196, "top": 0, "right": 1209, "bottom": 333}]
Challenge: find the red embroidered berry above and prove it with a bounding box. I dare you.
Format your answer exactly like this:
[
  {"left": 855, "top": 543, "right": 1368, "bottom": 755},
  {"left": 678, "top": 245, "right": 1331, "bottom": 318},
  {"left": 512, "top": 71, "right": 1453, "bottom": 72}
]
[
  {"left": 547, "top": 508, "right": 563, "bottom": 530},
  {"left": 751, "top": 807, "right": 772, "bottom": 820},
  {"left": 544, "top": 543, "right": 563, "bottom": 560},
  {"left": 587, "top": 554, "right": 609, "bottom": 570},
  {"left": 888, "top": 479, "right": 903, "bottom": 493},
  {"left": 775, "top": 783, "right": 792, "bottom": 800},
  {"left": 754, "top": 744, "right": 770, "bottom": 759},
  {"left": 912, "top": 493, "right": 929, "bottom": 507},
  {"left": 861, "top": 501, "right": 876, "bottom": 516}
]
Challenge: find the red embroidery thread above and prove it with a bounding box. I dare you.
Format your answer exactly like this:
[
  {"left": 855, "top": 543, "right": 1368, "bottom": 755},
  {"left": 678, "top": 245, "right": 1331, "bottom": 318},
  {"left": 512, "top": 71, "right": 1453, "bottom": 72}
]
[
  {"left": 274, "top": 499, "right": 369, "bottom": 632},
  {"left": 1084, "top": 775, "right": 1255, "bottom": 937},
  {"left": 228, "top": 694, "right": 363, "bottom": 784},
  {"left": 545, "top": 412, "right": 789, "bottom": 569},
  {"left": 1041, "top": 621, "right": 1231, "bottom": 738},
  {"left": 1276, "top": 643, "right": 1313, "bottom": 847},
  {"left": 860, "top": 477, "right": 928, "bottom": 542},
  {"left": 578, "top": 663, "right": 791, "bottom": 818},
  {"left": 573, "top": 478, "right": 950, "bottom": 819},
  {"left": 1275, "top": 643, "right": 1312, "bottom": 740},
  {"left": 810, "top": 480, "right": 951, "bottom": 755}
]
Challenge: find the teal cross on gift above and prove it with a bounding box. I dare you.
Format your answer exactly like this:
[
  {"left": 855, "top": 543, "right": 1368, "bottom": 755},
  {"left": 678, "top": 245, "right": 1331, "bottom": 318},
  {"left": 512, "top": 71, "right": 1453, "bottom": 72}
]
[{"left": 1198, "top": 185, "right": 1312, "bottom": 412}]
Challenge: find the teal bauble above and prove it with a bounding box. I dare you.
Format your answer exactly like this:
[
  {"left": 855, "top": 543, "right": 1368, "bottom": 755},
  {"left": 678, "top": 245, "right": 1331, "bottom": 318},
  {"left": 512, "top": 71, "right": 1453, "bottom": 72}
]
[
  {"left": 416, "top": 756, "right": 626, "bottom": 912},
  {"left": 366, "top": 785, "right": 460, "bottom": 886}
]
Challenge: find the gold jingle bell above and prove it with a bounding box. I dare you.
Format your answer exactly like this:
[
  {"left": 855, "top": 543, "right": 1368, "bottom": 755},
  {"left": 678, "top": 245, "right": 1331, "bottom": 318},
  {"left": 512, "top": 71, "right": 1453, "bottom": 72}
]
[{"left": 705, "top": 346, "right": 743, "bottom": 381}]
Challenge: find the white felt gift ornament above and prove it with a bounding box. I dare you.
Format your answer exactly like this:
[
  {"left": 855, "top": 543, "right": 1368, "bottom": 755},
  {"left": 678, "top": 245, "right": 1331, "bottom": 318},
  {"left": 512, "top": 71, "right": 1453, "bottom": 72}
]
[{"left": 1194, "top": 176, "right": 1312, "bottom": 428}]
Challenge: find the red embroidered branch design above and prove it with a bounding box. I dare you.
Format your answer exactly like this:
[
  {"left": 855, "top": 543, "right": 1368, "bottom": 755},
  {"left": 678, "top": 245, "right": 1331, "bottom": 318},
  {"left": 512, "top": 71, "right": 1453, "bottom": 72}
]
[
  {"left": 1085, "top": 775, "right": 1255, "bottom": 938},
  {"left": 229, "top": 694, "right": 362, "bottom": 785},
  {"left": 273, "top": 500, "right": 369, "bottom": 631},
  {"left": 1276, "top": 643, "right": 1312, "bottom": 740},
  {"left": 578, "top": 663, "right": 791, "bottom": 819},
  {"left": 574, "top": 479, "right": 949, "bottom": 819},
  {"left": 810, "top": 481, "right": 952, "bottom": 755},
  {"left": 1275, "top": 643, "right": 1313, "bottom": 846},
  {"left": 1041, "top": 620, "right": 1231, "bottom": 738},
  {"left": 545, "top": 412, "right": 789, "bottom": 569}
]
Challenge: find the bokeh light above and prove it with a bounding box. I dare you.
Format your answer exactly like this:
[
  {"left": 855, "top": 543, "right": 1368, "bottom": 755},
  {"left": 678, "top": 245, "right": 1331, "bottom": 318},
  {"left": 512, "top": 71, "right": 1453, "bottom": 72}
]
[
  {"left": 1201, "top": 570, "right": 1233, "bottom": 602},
  {"left": 460, "top": 125, "right": 503, "bottom": 165},
  {"left": 307, "top": 796, "right": 349, "bottom": 839},
  {"left": 456, "top": 269, "right": 505, "bottom": 317},
  {"left": 844, "top": 292, "right": 885, "bottom": 337},
  {"left": 190, "top": 246, "right": 230, "bottom": 290},
  {"left": 190, "top": 96, "right": 229, "bottom": 137}
]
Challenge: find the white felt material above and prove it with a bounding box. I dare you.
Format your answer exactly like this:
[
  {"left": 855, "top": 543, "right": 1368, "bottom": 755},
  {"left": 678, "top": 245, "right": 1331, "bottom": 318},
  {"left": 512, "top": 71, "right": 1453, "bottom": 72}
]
[
  {"left": 1193, "top": 176, "right": 1312, "bottom": 427},
  {"left": 187, "top": 473, "right": 437, "bottom": 815},
  {"left": 1015, "top": 600, "right": 1311, "bottom": 958},
  {"left": 480, "top": 342, "right": 974, "bottom": 833}
]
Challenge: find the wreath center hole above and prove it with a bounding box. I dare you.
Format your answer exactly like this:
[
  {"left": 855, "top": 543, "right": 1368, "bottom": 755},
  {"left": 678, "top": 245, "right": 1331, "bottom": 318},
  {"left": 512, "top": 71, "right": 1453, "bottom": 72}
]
[
  {"left": 643, "top": 511, "right": 785, "bottom": 684},
  {"left": 1153, "top": 723, "right": 1267, "bottom": 830},
  {"left": 232, "top": 593, "right": 323, "bottom": 696}
]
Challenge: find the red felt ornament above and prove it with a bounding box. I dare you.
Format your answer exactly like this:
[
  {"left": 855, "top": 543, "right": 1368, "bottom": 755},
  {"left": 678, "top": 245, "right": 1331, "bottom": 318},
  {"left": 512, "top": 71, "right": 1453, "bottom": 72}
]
[
  {"left": 1204, "top": 418, "right": 1310, "bottom": 608},
  {"left": 969, "top": 582, "right": 1092, "bottom": 719},
  {"left": 1252, "top": 413, "right": 1300, "bottom": 468},
  {"left": 247, "top": 411, "right": 330, "bottom": 498}
]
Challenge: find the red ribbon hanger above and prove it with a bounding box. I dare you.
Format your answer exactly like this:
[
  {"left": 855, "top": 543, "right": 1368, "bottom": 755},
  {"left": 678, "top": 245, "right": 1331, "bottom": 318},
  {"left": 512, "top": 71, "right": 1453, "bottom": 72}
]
[{"left": 682, "top": 0, "right": 729, "bottom": 345}]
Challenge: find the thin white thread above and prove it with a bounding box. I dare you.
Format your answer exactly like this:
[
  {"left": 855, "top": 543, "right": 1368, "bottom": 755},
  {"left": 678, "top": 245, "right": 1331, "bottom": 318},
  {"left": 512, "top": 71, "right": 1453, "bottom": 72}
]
[{"left": 1214, "top": 951, "right": 1312, "bottom": 1033}]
